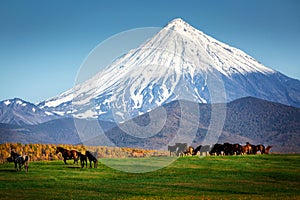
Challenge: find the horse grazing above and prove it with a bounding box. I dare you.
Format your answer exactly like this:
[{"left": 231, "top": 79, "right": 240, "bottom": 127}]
[
  {"left": 232, "top": 143, "right": 242, "bottom": 155},
  {"left": 168, "top": 145, "right": 177, "bottom": 156},
  {"left": 175, "top": 143, "right": 188, "bottom": 156},
  {"left": 7, "top": 151, "right": 29, "bottom": 172},
  {"left": 242, "top": 142, "right": 254, "bottom": 154},
  {"left": 55, "top": 147, "right": 79, "bottom": 165},
  {"left": 183, "top": 146, "right": 194, "bottom": 156},
  {"left": 210, "top": 143, "right": 224, "bottom": 156},
  {"left": 255, "top": 144, "right": 266, "bottom": 154},
  {"left": 193, "top": 145, "right": 202, "bottom": 156},
  {"left": 86, "top": 151, "right": 98, "bottom": 168},
  {"left": 77, "top": 152, "right": 88, "bottom": 168},
  {"left": 223, "top": 143, "right": 234, "bottom": 155}
]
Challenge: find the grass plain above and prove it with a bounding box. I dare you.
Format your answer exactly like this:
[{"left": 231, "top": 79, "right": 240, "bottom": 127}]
[{"left": 0, "top": 154, "right": 299, "bottom": 199}]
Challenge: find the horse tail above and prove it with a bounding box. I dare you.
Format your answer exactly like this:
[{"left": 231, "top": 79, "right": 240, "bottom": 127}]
[
  {"left": 265, "top": 146, "right": 273, "bottom": 154},
  {"left": 24, "top": 155, "right": 29, "bottom": 172}
]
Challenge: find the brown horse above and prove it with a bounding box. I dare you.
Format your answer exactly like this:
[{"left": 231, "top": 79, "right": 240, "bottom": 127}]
[
  {"left": 232, "top": 143, "right": 242, "bottom": 155},
  {"left": 255, "top": 144, "right": 266, "bottom": 154},
  {"left": 183, "top": 146, "right": 194, "bottom": 156},
  {"left": 55, "top": 147, "right": 79, "bottom": 164},
  {"left": 242, "top": 142, "right": 253, "bottom": 154}
]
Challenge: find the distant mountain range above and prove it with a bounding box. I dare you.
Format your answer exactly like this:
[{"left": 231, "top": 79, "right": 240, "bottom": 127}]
[
  {"left": 0, "top": 98, "right": 59, "bottom": 125},
  {"left": 0, "top": 97, "right": 299, "bottom": 153}
]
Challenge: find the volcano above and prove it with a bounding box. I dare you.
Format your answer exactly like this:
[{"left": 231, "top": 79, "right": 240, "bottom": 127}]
[{"left": 38, "top": 18, "right": 300, "bottom": 122}]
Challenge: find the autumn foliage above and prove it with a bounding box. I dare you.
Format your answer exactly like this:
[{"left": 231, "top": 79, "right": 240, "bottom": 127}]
[{"left": 0, "top": 143, "right": 168, "bottom": 163}]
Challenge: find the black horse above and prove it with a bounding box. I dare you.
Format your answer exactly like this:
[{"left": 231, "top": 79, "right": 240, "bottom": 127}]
[
  {"left": 55, "top": 147, "right": 79, "bottom": 164},
  {"left": 193, "top": 145, "right": 202, "bottom": 155},
  {"left": 86, "top": 151, "right": 98, "bottom": 168},
  {"left": 77, "top": 152, "right": 88, "bottom": 168},
  {"left": 210, "top": 143, "right": 224, "bottom": 156}
]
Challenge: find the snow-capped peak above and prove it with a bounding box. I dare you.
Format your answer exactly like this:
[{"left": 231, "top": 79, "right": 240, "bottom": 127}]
[
  {"left": 167, "top": 18, "right": 192, "bottom": 29},
  {"left": 162, "top": 18, "right": 274, "bottom": 76},
  {"left": 3, "top": 100, "right": 11, "bottom": 106},
  {"left": 38, "top": 18, "right": 299, "bottom": 122}
]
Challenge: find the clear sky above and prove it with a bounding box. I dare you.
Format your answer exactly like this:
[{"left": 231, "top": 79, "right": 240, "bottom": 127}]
[{"left": 0, "top": 0, "right": 299, "bottom": 103}]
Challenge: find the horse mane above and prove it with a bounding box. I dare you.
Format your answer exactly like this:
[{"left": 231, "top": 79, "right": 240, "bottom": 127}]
[
  {"left": 56, "top": 147, "right": 65, "bottom": 151},
  {"left": 11, "top": 150, "right": 20, "bottom": 158}
]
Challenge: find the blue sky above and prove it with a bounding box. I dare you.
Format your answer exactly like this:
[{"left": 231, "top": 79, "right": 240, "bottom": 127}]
[{"left": 0, "top": 0, "right": 299, "bottom": 103}]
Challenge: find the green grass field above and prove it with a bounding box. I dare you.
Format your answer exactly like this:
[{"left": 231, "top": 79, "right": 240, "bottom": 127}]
[{"left": 0, "top": 154, "right": 299, "bottom": 199}]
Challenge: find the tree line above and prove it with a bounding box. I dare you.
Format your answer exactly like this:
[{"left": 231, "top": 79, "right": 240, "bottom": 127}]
[{"left": 0, "top": 143, "right": 168, "bottom": 163}]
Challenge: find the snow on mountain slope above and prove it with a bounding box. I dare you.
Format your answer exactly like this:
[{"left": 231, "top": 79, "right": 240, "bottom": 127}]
[
  {"left": 38, "top": 18, "right": 300, "bottom": 122},
  {"left": 0, "top": 98, "right": 59, "bottom": 125}
]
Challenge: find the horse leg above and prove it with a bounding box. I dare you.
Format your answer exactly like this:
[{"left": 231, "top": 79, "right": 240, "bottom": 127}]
[
  {"left": 64, "top": 157, "right": 67, "bottom": 164},
  {"left": 74, "top": 156, "right": 79, "bottom": 165}
]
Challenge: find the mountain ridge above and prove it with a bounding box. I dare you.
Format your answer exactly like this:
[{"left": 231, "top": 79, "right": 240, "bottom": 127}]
[
  {"left": 0, "top": 98, "right": 60, "bottom": 125},
  {"left": 0, "top": 97, "right": 299, "bottom": 153}
]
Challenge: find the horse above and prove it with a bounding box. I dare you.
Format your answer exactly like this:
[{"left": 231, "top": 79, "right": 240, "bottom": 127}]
[
  {"left": 175, "top": 143, "right": 187, "bottom": 156},
  {"left": 167, "top": 145, "right": 177, "bottom": 156},
  {"left": 86, "top": 151, "right": 98, "bottom": 168},
  {"left": 77, "top": 152, "right": 88, "bottom": 168},
  {"left": 265, "top": 145, "right": 273, "bottom": 154},
  {"left": 223, "top": 143, "right": 233, "bottom": 155},
  {"left": 7, "top": 151, "right": 29, "bottom": 172},
  {"left": 200, "top": 145, "right": 211, "bottom": 156},
  {"left": 183, "top": 146, "right": 194, "bottom": 156},
  {"left": 193, "top": 145, "right": 202, "bottom": 155},
  {"left": 232, "top": 143, "right": 242, "bottom": 155},
  {"left": 55, "top": 147, "right": 79, "bottom": 165},
  {"left": 255, "top": 144, "right": 266, "bottom": 154},
  {"left": 210, "top": 143, "right": 224, "bottom": 156},
  {"left": 242, "top": 142, "right": 253, "bottom": 154}
]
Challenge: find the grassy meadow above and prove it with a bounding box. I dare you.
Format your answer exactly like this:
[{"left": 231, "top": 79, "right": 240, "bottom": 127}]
[{"left": 0, "top": 154, "right": 299, "bottom": 199}]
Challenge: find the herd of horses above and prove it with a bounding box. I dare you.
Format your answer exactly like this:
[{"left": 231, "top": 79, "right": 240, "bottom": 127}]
[
  {"left": 6, "top": 147, "right": 98, "bottom": 172},
  {"left": 55, "top": 147, "right": 98, "bottom": 168},
  {"left": 168, "top": 142, "right": 273, "bottom": 156},
  {"left": 6, "top": 143, "right": 272, "bottom": 172}
]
